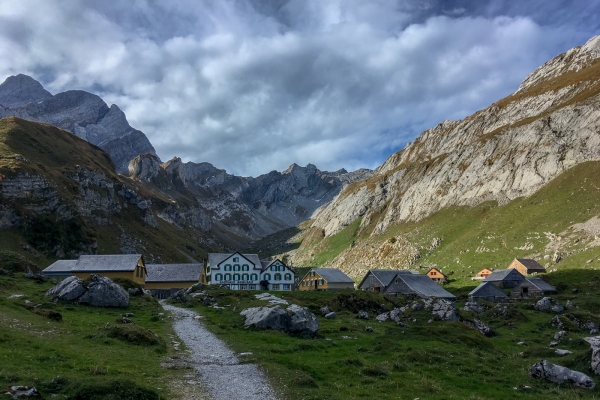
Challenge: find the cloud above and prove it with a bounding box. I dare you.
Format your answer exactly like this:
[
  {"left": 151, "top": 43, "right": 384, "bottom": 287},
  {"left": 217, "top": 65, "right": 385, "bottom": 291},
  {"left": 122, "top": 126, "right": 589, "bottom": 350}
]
[{"left": 0, "top": 0, "right": 597, "bottom": 176}]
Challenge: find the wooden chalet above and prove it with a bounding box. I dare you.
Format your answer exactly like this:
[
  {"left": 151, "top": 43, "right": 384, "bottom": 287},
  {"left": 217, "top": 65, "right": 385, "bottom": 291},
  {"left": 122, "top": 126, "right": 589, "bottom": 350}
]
[
  {"left": 468, "top": 281, "right": 508, "bottom": 303},
  {"left": 483, "top": 268, "right": 525, "bottom": 288},
  {"left": 358, "top": 269, "right": 415, "bottom": 292},
  {"left": 384, "top": 273, "right": 456, "bottom": 300},
  {"left": 426, "top": 267, "right": 448, "bottom": 284},
  {"left": 299, "top": 268, "right": 354, "bottom": 291},
  {"left": 508, "top": 258, "right": 546, "bottom": 275},
  {"left": 511, "top": 278, "right": 557, "bottom": 299},
  {"left": 70, "top": 254, "right": 147, "bottom": 284},
  {"left": 472, "top": 268, "right": 493, "bottom": 281}
]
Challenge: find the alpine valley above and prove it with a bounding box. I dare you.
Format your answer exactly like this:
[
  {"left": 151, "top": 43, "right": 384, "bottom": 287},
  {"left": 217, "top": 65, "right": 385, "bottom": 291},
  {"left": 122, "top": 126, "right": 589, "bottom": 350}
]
[{"left": 3, "top": 36, "right": 600, "bottom": 277}]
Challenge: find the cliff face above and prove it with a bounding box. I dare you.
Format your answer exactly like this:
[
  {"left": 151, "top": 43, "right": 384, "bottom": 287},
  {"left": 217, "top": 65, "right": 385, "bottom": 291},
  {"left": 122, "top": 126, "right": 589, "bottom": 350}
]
[
  {"left": 312, "top": 35, "right": 600, "bottom": 239},
  {"left": 128, "top": 154, "right": 372, "bottom": 241},
  {"left": 0, "top": 75, "right": 157, "bottom": 173}
]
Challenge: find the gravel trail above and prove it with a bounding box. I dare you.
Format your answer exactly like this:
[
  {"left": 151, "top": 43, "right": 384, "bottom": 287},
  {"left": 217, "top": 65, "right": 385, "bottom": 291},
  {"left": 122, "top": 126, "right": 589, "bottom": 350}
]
[{"left": 162, "top": 303, "right": 279, "bottom": 400}]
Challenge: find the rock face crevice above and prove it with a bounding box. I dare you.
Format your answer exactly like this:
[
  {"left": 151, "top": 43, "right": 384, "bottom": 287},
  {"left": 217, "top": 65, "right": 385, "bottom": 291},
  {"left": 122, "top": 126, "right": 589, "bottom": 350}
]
[
  {"left": 0, "top": 75, "right": 157, "bottom": 173},
  {"left": 312, "top": 35, "right": 600, "bottom": 238}
]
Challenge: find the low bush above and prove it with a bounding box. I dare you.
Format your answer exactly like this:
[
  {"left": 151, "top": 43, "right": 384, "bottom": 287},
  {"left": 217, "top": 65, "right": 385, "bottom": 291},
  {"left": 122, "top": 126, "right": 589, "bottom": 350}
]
[{"left": 104, "top": 324, "right": 165, "bottom": 347}]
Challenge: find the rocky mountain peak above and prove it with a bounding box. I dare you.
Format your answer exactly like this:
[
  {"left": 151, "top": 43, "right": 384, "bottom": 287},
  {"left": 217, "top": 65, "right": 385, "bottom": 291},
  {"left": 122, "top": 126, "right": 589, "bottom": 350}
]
[
  {"left": 0, "top": 74, "right": 52, "bottom": 108},
  {"left": 128, "top": 153, "right": 162, "bottom": 182}
]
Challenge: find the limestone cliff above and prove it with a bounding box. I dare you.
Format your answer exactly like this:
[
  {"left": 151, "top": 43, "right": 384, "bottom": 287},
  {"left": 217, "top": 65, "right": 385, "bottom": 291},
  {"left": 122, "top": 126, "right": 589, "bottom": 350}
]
[
  {"left": 0, "top": 75, "right": 157, "bottom": 173},
  {"left": 312, "top": 35, "right": 600, "bottom": 239}
]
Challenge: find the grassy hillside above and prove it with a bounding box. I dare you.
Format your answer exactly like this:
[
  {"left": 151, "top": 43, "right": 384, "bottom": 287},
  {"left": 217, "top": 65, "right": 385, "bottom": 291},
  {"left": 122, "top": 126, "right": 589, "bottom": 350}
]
[
  {"left": 288, "top": 160, "right": 600, "bottom": 282},
  {"left": 0, "top": 272, "right": 195, "bottom": 399},
  {"left": 181, "top": 269, "right": 600, "bottom": 399}
]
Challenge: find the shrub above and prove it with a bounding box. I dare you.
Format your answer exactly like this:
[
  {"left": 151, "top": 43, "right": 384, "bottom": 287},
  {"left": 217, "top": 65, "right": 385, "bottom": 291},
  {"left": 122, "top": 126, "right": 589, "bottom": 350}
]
[
  {"left": 104, "top": 324, "right": 165, "bottom": 347},
  {"left": 0, "top": 250, "right": 38, "bottom": 273}
]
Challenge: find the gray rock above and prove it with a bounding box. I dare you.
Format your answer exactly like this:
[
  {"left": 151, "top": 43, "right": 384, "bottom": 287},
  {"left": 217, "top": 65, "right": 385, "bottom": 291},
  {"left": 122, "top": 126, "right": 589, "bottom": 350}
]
[
  {"left": 534, "top": 297, "right": 553, "bottom": 311},
  {"left": 365, "top": 326, "right": 373, "bottom": 332},
  {"left": 320, "top": 306, "right": 332, "bottom": 316},
  {"left": 324, "top": 312, "right": 336, "bottom": 319},
  {"left": 555, "top": 349, "right": 572, "bottom": 356},
  {"left": 45, "top": 275, "right": 129, "bottom": 307},
  {"left": 241, "top": 306, "right": 290, "bottom": 331},
  {"left": 584, "top": 336, "right": 600, "bottom": 375},
  {"left": 411, "top": 302, "right": 422, "bottom": 311},
  {"left": 530, "top": 360, "right": 595, "bottom": 389},
  {"left": 566, "top": 300, "right": 576, "bottom": 309},
  {"left": 463, "top": 319, "right": 495, "bottom": 337},
  {"left": 389, "top": 308, "right": 403, "bottom": 323},
  {"left": 554, "top": 331, "right": 568, "bottom": 341},
  {"left": 356, "top": 311, "right": 369, "bottom": 320},
  {"left": 431, "top": 299, "right": 459, "bottom": 322},
  {"left": 462, "top": 302, "right": 485, "bottom": 313},
  {"left": 5, "top": 385, "right": 40, "bottom": 399},
  {"left": 551, "top": 302, "right": 565, "bottom": 313},
  {"left": 376, "top": 312, "right": 390, "bottom": 322},
  {"left": 286, "top": 304, "right": 320, "bottom": 335}
]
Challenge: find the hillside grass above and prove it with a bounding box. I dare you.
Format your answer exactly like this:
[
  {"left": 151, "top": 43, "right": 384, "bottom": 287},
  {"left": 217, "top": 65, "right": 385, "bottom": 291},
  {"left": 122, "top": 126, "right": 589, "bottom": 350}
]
[
  {"left": 0, "top": 272, "right": 192, "bottom": 399},
  {"left": 186, "top": 271, "right": 600, "bottom": 399}
]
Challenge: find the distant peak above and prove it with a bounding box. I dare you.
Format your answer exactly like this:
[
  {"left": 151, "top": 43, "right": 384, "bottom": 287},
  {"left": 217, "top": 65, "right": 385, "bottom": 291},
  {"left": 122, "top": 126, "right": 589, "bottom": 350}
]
[
  {"left": 582, "top": 35, "right": 600, "bottom": 56},
  {"left": 0, "top": 74, "right": 52, "bottom": 108}
]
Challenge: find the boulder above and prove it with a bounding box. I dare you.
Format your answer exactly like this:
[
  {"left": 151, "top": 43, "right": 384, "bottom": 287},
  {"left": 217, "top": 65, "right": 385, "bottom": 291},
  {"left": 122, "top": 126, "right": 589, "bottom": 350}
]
[
  {"left": 376, "top": 312, "right": 390, "bottom": 322},
  {"left": 325, "top": 312, "right": 336, "bottom": 319},
  {"left": 530, "top": 360, "right": 595, "bottom": 389},
  {"left": 5, "top": 386, "right": 40, "bottom": 399},
  {"left": 534, "top": 297, "right": 552, "bottom": 311},
  {"left": 411, "top": 301, "right": 422, "bottom": 311},
  {"left": 241, "top": 306, "right": 290, "bottom": 331},
  {"left": 356, "top": 311, "right": 369, "bottom": 320},
  {"left": 462, "top": 302, "right": 485, "bottom": 314},
  {"left": 555, "top": 349, "right": 572, "bottom": 356},
  {"left": 45, "top": 275, "right": 128, "bottom": 307},
  {"left": 431, "top": 299, "right": 459, "bottom": 322},
  {"left": 320, "top": 306, "right": 332, "bottom": 316},
  {"left": 584, "top": 336, "right": 600, "bottom": 375},
  {"left": 365, "top": 326, "right": 373, "bottom": 332},
  {"left": 551, "top": 302, "right": 565, "bottom": 313},
  {"left": 389, "top": 308, "right": 403, "bottom": 323},
  {"left": 287, "top": 304, "right": 320, "bottom": 335},
  {"left": 554, "top": 331, "right": 568, "bottom": 342},
  {"left": 463, "top": 319, "right": 495, "bottom": 337}
]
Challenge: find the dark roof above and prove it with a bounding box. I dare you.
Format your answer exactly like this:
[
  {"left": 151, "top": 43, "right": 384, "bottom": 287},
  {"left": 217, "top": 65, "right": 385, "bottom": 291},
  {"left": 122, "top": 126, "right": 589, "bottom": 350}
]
[
  {"left": 389, "top": 274, "right": 456, "bottom": 300},
  {"left": 469, "top": 281, "right": 508, "bottom": 298},
  {"left": 310, "top": 268, "right": 354, "bottom": 283},
  {"left": 42, "top": 260, "right": 77, "bottom": 273},
  {"left": 208, "top": 252, "right": 261, "bottom": 270},
  {"left": 146, "top": 263, "right": 202, "bottom": 282},
  {"left": 516, "top": 258, "right": 546, "bottom": 273},
  {"left": 358, "top": 269, "right": 413, "bottom": 288},
  {"left": 71, "top": 254, "right": 143, "bottom": 272},
  {"left": 523, "top": 277, "right": 557, "bottom": 292},
  {"left": 484, "top": 268, "right": 525, "bottom": 282}
]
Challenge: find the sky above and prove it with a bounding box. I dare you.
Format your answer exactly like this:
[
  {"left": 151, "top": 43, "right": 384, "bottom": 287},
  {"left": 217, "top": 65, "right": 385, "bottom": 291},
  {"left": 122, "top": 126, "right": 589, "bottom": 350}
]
[{"left": 0, "top": 0, "right": 599, "bottom": 177}]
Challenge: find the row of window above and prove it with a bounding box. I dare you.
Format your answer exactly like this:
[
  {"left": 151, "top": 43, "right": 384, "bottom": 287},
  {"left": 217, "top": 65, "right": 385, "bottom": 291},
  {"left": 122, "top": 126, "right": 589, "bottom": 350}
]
[
  {"left": 214, "top": 273, "right": 293, "bottom": 282},
  {"left": 270, "top": 264, "right": 287, "bottom": 271},
  {"left": 302, "top": 279, "right": 324, "bottom": 286},
  {"left": 223, "top": 264, "right": 251, "bottom": 271}
]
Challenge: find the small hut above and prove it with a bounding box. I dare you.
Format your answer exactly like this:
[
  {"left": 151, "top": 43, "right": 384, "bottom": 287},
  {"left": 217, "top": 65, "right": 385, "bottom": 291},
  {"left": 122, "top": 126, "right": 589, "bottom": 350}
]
[
  {"left": 511, "top": 278, "right": 557, "bottom": 299},
  {"left": 468, "top": 282, "right": 508, "bottom": 303},
  {"left": 483, "top": 268, "right": 525, "bottom": 288}
]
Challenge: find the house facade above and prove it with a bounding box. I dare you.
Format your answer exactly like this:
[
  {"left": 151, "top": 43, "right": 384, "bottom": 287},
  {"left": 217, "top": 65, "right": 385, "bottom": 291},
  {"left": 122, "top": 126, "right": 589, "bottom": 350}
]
[
  {"left": 299, "top": 268, "right": 354, "bottom": 291},
  {"left": 508, "top": 258, "right": 546, "bottom": 275},
  {"left": 472, "top": 268, "right": 493, "bottom": 280},
  {"left": 426, "top": 267, "right": 448, "bottom": 284},
  {"left": 205, "top": 252, "right": 294, "bottom": 291},
  {"left": 483, "top": 268, "right": 525, "bottom": 289}
]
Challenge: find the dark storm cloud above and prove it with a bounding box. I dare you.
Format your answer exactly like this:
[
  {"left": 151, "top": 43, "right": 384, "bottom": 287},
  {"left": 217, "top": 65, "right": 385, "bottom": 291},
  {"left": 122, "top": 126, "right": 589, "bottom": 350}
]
[{"left": 0, "top": 0, "right": 598, "bottom": 176}]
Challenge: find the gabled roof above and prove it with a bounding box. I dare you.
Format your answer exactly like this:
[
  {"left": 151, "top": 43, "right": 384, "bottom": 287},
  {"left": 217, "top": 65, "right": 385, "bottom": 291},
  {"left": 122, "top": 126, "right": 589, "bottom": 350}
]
[
  {"left": 515, "top": 258, "right": 546, "bottom": 273},
  {"left": 387, "top": 274, "right": 456, "bottom": 300},
  {"left": 146, "top": 263, "right": 203, "bottom": 282},
  {"left": 427, "top": 267, "right": 447, "bottom": 278},
  {"left": 522, "top": 277, "right": 557, "bottom": 292},
  {"left": 208, "top": 252, "right": 261, "bottom": 270},
  {"left": 484, "top": 268, "right": 525, "bottom": 282},
  {"left": 260, "top": 259, "right": 292, "bottom": 272},
  {"left": 308, "top": 268, "right": 354, "bottom": 283},
  {"left": 358, "top": 269, "right": 413, "bottom": 288},
  {"left": 42, "top": 260, "right": 77, "bottom": 273},
  {"left": 469, "top": 281, "right": 508, "bottom": 298},
  {"left": 71, "top": 254, "right": 143, "bottom": 272}
]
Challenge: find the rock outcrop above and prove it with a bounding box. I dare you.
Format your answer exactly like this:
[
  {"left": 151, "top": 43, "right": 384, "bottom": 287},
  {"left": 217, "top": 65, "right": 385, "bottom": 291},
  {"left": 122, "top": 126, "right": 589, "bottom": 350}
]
[
  {"left": 311, "top": 36, "right": 600, "bottom": 240},
  {"left": 240, "top": 304, "right": 319, "bottom": 335},
  {"left": 0, "top": 74, "right": 157, "bottom": 173},
  {"left": 584, "top": 336, "right": 600, "bottom": 375},
  {"left": 530, "top": 360, "right": 595, "bottom": 389},
  {"left": 45, "top": 275, "right": 129, "bottom": 307}
]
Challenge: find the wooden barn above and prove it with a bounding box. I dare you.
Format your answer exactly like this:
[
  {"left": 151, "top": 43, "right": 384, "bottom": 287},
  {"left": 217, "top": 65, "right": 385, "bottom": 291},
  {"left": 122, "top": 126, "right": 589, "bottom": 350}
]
[
  {"left": 358, "top": 270, "right": 414, "bottom": 292},
  {"left": 472, "top": 268, "right": 493, "bottom": 280},
  {"left": 299, "top": 268, "right": 354, "bottom": 291},
  {"left": 426, "top": 267, "right": 448, "bottom": 284},
  {"left": 511, "top": 278, "right": 557, "bottom": 299},
  {"left": 483, "top": 268, "right": 525, "bottom": 288},
  {"left": 468, "top": 281, "right": 508, "bottom": 303},
  {"left": 508, "top": 258, "right": 546, "bottom": 275},
  {"left": 70, "top": 254, "right": 147, "bottom": 285},
  {"left": 384, "top": 273, "right": 456, "bottom": 300}
]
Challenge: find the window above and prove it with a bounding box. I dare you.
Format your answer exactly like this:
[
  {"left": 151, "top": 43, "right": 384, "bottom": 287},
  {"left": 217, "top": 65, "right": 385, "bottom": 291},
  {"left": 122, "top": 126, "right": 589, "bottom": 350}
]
[
  {"left": 249, "top": 284, "right": 256, "bottom": 290},
  {"left": 431, "top": 271, "right": 437, "bottom": 275},
  {"left": 233, "top": 257, "right": 239, "bottom": 262},
  {"left": 242, "top": 264, "right": 249, "bottom": 271},
  {"left": 283, "top": 284, "right": 290, "bottom": 290},
  {"left": 272, "top": 284, "right": 280, "bottom": 290},
  {"left": 251, "top": 274, "right": 258, "bottom": 281},
  {"left": 274, "top": 273, "right": 282, "bottom": 280},
  {"left": 225, "top": 274, "right": 231, "bottom": 280},
  {"left": 215, "top": 274, "right": 222, "bottom": 281},
  {"left": 206, "top": 266, "right": 210, "bottom": 273},
  {"left": 224, "top": 264, "right": 232, "bottom": 271},
  {"left": 271, "top": 265, "right": 276, "bottom": 271},
  {"left": 242, "top": 274, "right": 249, "bottom": 280},
  {"left": 240, "top": 284, "right": 247, "bottom": 290},
  {"left": 234, "top": 264, "right": 240, "bottom": 271},
  {"left": 318, "top": 279, "right": 324, "bottom": 285},
  {"left": 264, "top": 273, "right": 271, "bottom": 280},
  {"left": 310, "top": 271, "right": 315, "bottom": 276},
  {"left": 279, "top": 265, "right": 285, "bottom": 271},
  {"left": 284, "top": 273, "right": 291, "bottom": 281},
  {"left": 234, "top": 274, "right": 240, "bottom": 280}
]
